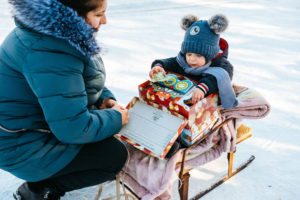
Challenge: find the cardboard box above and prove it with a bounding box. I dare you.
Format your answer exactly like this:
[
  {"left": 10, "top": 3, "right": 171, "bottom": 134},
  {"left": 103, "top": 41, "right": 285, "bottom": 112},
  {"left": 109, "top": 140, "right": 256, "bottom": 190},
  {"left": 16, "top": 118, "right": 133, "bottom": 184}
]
[
  {"left": 119, "top": 97, "right": 187, "bottom": 159},
  {"left": 138, "top": 72, "right": 220, "bottom": 145}
]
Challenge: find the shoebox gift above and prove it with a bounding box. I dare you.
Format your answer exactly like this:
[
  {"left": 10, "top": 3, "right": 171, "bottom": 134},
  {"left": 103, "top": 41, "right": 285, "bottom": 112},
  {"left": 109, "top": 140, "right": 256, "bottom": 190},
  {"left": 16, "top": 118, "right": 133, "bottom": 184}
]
[
  {"left": 119, "top": 97, "right": 187, "bottom": 159},
  {"left": 138, "top": 72, "right": 221, "bottom": 145}
]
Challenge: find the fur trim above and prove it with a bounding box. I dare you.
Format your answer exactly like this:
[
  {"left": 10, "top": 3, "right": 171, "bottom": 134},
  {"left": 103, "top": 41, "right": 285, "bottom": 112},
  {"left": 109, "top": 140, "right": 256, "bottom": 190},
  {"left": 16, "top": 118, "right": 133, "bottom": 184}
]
[
  {"left": 9, "top": 0, "right": 100, "bottom": 57},
  {"left": 180, "top": 14, "right": 198, "bottom": 31},
  {"left": 208, "top": 14, "right": 229, "bottom": 34}
]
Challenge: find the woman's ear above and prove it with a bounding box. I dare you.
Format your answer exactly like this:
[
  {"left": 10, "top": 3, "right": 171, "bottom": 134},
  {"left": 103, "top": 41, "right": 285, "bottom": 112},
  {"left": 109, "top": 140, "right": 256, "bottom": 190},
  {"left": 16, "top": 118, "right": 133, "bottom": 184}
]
[
  {"left": 180, "top": 14, "right": 198, "bottom": 31},
  {"left": 208, "top": 14, "right": 229, "bottom": 34}
]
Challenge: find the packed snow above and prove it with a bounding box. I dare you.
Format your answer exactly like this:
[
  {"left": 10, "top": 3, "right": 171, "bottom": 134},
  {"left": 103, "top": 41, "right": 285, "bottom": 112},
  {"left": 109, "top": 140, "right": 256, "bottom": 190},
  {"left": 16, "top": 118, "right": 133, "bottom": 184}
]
[{"left": 0, "top": 0, "right": 299, "bottom": 199}]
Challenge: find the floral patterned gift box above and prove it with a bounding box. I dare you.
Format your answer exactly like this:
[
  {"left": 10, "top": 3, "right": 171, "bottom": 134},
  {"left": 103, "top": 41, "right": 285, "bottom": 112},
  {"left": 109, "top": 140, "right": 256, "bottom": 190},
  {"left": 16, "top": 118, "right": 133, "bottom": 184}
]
[{"left": 138, "top": 72, "right": 220, "bottom": 146}]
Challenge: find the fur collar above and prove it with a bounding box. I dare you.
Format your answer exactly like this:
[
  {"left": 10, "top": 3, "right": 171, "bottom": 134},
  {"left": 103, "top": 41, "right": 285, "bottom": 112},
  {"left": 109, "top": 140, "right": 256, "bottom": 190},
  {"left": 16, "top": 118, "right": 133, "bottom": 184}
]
[{"left": 9, "top": 0, "right": 100, "bottom": 57}]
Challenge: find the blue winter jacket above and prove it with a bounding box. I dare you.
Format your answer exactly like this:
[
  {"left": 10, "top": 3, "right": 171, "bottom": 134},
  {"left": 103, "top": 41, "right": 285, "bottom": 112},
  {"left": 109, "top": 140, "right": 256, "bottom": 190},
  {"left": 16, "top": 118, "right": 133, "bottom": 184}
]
[{"left": 0, "top": 0, "right": 122, "bottom": 181}]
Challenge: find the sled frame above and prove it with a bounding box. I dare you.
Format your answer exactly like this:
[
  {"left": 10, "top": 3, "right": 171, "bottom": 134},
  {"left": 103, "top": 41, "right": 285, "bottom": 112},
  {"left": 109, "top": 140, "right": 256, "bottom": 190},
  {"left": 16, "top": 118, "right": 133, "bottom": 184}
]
[
  {"left": 178, "top": 118, "right": 255, "bottom": 200},
  {"left": 96, "top": 118, "right": 254, "bottom": 200}
]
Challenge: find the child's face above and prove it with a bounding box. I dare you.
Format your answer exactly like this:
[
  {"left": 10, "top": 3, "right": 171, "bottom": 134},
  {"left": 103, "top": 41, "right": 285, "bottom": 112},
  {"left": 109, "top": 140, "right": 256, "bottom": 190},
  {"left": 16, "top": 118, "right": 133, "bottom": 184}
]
[{"left": 186, "top": 52, "right": 206, "bottom": 68}]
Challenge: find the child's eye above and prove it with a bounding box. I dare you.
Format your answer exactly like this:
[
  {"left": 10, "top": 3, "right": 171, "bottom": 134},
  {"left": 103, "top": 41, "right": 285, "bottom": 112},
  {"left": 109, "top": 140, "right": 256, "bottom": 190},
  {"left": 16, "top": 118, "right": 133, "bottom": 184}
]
[{"left": 197, "top": 55, "right": 204, "bottom": 59}]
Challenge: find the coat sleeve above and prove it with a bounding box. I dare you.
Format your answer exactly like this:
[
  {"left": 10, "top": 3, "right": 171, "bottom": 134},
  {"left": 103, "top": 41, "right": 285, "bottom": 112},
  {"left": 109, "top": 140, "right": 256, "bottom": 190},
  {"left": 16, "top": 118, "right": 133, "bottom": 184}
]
[
  {"left": 23, "top": 51, "right": 122, "bottom": 144},
  {"left": 151, "top": 57, "right": 180, "bottom": 72},
  {"left": 96, "top": 86, "right": 116, "bottom": 107},
  {"left": 197, "top": 75, "right": 218, "bottom": 96}
]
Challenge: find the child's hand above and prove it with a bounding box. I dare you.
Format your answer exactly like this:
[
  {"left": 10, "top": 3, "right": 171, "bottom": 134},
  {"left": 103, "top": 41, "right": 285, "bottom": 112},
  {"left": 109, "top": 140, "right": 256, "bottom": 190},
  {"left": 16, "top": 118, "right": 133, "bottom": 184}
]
[
  {"left": 149, "top": 65, "right": 166, "bottom": 79},
  {"left": 192, "top": 88, "right": 205, "bottom": 104}
]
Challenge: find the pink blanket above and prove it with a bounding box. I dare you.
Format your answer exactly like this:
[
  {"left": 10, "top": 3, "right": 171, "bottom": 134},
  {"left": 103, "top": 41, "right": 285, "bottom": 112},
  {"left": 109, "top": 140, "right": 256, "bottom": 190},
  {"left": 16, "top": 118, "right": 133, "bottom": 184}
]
[{"left": 121, "top": 87, "right": 271, "bottom": 200}]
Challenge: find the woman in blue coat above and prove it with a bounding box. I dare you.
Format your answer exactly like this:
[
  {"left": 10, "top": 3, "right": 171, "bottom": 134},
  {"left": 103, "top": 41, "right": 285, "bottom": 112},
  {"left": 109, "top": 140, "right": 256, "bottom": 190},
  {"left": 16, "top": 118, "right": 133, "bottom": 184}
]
[{"left": 0, "top": 0, "right": 130, "bottom": 199}]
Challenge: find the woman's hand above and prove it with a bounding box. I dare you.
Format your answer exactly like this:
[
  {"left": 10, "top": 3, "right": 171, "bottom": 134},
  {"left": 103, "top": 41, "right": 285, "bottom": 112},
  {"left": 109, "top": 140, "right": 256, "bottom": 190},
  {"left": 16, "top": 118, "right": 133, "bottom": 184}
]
[
  {"left": 100, "top": 98, "right": 118, "bottom": 109},
  {"left": 192, "top": 88, "right": 205, "bottom": 104},
  {"left": 149, "top": 65, "right": 166, "bottom": 79},
  {"left": 112, "top": 105, "right": 130, "bottom": 125}
]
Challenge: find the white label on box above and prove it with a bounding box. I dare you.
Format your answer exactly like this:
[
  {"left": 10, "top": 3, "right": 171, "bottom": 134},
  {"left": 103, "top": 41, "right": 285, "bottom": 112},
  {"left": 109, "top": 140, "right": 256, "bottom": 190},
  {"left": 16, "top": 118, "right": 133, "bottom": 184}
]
[{"left": 119, "top": 101, "right": 183, "bottom": 156}]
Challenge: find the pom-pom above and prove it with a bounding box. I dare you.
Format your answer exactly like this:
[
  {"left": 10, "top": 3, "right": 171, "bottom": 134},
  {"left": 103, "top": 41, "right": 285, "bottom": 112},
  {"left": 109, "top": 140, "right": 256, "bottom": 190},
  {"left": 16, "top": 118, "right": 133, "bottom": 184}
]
[
  {"left": 180, "top": 14, "right": 198, "bottom": 31},
  {"left": 208, "top": 14, "right": 228, "bottom": 34}
]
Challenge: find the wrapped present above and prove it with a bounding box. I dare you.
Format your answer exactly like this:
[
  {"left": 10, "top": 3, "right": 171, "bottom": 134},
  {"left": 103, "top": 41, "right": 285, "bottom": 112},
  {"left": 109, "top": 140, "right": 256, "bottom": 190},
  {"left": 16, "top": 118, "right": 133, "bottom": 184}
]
[
  {"left": 138, "top": 72, "right": 220, "bottom": 146},
  {"left": 119, "top": 97, "right": 187, "bottom": 159}
]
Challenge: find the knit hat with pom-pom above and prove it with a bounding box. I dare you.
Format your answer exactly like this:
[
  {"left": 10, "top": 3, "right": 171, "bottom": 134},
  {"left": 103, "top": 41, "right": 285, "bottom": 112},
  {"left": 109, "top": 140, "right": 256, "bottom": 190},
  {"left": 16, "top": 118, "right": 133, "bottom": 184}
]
[{"left": 180, "top": 14, "right": 228, "bottom": 62}]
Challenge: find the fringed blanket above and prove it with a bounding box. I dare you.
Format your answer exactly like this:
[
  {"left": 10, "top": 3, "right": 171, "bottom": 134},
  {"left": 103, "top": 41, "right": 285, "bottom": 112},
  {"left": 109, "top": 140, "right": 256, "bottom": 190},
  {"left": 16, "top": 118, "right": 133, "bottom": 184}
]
[{"left": 121, "top": 86, "right": 271, "bottom": 200}]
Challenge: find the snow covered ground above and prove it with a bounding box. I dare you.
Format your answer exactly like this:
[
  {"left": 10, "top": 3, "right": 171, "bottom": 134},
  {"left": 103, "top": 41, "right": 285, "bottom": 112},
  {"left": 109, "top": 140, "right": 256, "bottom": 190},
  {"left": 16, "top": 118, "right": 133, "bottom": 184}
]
[{"left": 1, "top": 0, "right": 300, "bottom": 199}]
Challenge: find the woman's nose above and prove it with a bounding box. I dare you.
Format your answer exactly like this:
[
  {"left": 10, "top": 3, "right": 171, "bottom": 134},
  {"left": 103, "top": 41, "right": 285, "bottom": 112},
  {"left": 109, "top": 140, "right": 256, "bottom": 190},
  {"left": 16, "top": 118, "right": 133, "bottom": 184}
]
[{"left": 101, "top": 14, "right": 107, "bottom": 24}]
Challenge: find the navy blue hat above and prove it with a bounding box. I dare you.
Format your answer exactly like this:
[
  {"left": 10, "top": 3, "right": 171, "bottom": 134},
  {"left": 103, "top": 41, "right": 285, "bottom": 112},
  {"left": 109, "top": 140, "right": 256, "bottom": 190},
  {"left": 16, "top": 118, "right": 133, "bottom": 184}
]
[{"left": 180, "top": 14, "right": 229, "bottom": 62}]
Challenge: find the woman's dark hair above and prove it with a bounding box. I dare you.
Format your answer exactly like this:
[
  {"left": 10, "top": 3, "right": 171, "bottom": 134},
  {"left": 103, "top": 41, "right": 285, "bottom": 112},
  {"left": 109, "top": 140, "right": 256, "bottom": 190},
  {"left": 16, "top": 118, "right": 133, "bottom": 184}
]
[{"left": 57, "top": 0, "right": 104, "bottom": 17}]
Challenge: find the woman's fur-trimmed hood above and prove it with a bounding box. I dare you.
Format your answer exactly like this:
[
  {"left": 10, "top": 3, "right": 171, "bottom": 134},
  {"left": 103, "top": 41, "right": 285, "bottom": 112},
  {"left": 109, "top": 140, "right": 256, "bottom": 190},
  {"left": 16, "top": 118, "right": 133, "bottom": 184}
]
[{"left": 9, "top": 0, "right": 100, "bottom": 57}]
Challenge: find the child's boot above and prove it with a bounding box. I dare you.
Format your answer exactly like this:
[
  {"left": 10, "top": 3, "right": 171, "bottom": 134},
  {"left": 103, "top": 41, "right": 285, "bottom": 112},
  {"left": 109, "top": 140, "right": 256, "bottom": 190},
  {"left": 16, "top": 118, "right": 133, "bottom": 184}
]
[{"left": 165, "top": 141, "right": 181, "bottom": 158}]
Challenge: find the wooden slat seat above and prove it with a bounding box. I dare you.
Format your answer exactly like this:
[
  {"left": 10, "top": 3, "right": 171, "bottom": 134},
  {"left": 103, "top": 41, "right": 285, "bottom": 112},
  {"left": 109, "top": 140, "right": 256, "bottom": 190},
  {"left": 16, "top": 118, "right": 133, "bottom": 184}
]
[{"left": 236, "top": 124, "right": 252, "bottom": 144}]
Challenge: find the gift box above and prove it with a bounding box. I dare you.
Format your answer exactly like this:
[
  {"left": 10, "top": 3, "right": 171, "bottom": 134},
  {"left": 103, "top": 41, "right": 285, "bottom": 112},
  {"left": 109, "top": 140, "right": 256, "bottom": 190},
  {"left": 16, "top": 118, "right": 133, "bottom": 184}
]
[
  {"left": 179, "top": 97, "right": 221, "bottom": 146},
  {"left": 119, "top": 97, "right": 187, "bottom": 159},
  {"left": 138, "top": 72, "right": 220, "bottom": 145}
]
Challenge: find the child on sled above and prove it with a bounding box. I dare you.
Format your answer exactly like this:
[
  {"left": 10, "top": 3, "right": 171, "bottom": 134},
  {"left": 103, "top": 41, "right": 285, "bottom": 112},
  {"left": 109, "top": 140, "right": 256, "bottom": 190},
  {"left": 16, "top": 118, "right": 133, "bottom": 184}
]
[{"left": 149, "top": 14, "right": 238, "bottom": 156}]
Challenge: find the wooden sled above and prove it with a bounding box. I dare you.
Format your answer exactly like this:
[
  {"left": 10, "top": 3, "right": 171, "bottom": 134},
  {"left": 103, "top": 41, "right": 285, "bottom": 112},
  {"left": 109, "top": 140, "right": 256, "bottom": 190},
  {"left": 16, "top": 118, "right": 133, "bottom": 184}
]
[{"left": 95, "top": 119, "right": 254, "bottom": 200}]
